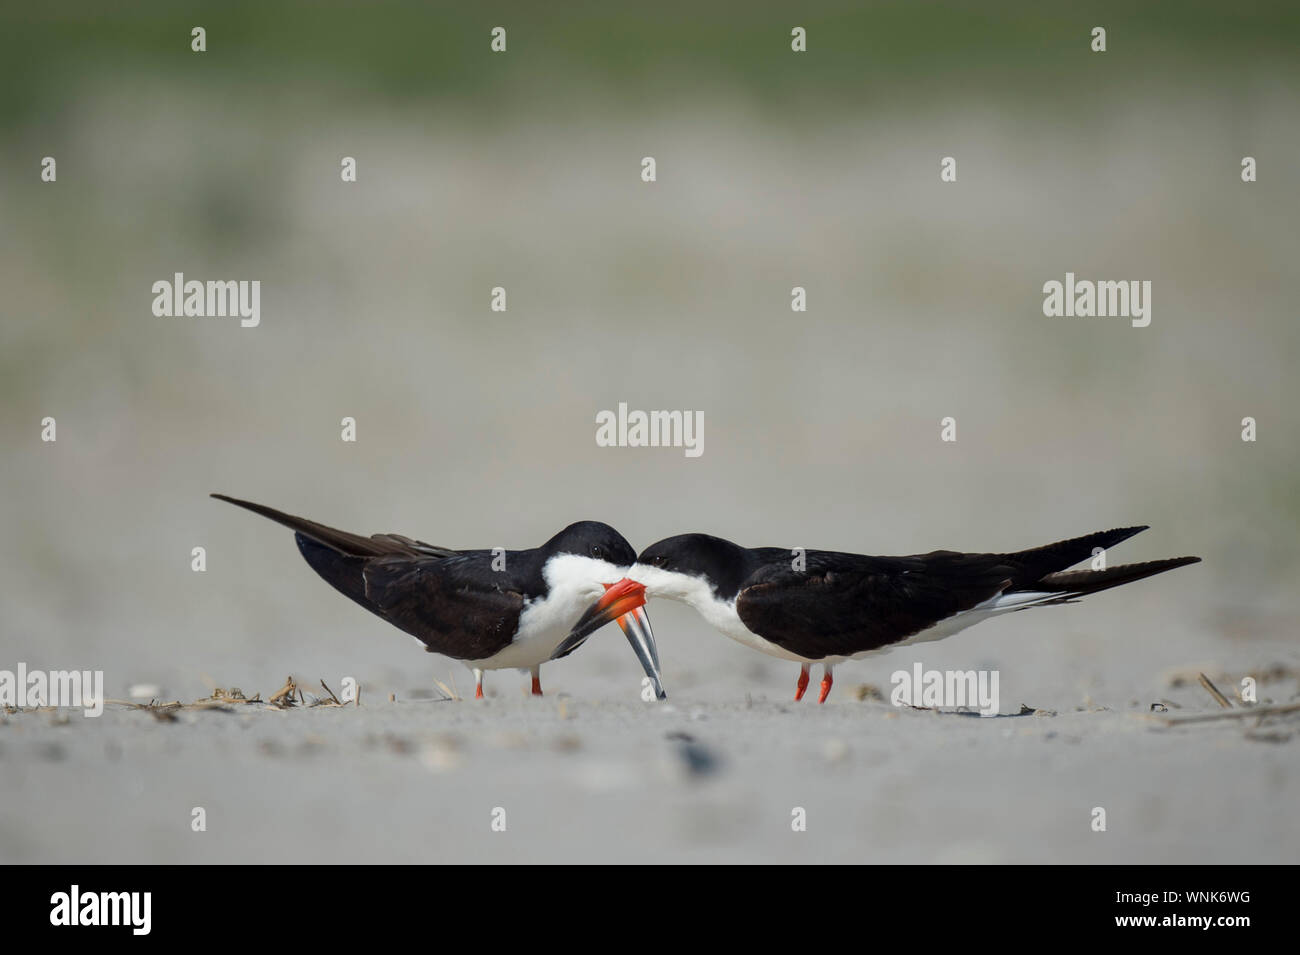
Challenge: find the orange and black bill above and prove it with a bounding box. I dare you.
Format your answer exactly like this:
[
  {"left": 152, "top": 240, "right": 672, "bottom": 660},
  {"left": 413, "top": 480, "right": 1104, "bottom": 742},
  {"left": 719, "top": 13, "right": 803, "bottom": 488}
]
[{"left": 554, "top": 578, "right": 665, "bottom": 699}]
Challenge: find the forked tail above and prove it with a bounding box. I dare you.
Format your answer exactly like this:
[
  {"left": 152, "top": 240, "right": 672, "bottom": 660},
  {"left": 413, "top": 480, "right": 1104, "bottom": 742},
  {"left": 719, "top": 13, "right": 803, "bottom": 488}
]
[{"left": 999, "top": 527, "right": 1200, "bottom": 606}]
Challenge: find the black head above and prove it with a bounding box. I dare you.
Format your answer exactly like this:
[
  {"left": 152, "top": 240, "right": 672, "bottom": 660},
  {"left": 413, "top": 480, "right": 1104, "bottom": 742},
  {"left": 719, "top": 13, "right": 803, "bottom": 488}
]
[
  {"left": 635, "top": 533, "right": 755, "bottom": 601},
  {"left": 543, "top": 522, "right": 668, "bottom": 700},
  {"left": 543, "top": 521, "right": 638, "bottom": 568}
]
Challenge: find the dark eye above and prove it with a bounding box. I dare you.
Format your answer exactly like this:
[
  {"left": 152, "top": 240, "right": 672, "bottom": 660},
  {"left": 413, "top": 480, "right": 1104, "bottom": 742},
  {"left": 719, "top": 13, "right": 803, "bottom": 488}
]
[
  {"left": 654, "top": 555, "right": 668, "bottom": 567},
  {"left": 591, "top": 544, "right": 606, "bottom": 560}
]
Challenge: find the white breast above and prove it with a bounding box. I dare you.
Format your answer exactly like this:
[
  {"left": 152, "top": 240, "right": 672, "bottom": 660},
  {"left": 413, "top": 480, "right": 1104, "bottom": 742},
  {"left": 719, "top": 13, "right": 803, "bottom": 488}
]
[
  {"left": 466, "top": 554, "right": 624, "bottom": 669},
  {"left": 630, "top": 564, "right": 814, "bottom": 663}
]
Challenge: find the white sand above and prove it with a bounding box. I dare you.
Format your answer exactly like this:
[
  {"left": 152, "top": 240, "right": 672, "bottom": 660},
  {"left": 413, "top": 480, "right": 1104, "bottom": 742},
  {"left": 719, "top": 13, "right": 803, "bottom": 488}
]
[{"left": 2, "top": 661, "right": 1295, "bottom": 864}]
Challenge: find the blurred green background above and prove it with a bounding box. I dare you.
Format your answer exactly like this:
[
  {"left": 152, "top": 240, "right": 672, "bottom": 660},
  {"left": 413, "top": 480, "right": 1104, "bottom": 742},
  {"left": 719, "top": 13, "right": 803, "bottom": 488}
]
[{"left": 4, "top": 2, "right": 1300, "bottom": 123}]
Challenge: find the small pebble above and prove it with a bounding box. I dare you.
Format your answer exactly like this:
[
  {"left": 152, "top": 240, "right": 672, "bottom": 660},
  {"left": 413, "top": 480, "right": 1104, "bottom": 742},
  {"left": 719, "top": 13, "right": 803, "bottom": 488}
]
[{"left": 823, "top": 738, "right": 850, "bottom": 763}]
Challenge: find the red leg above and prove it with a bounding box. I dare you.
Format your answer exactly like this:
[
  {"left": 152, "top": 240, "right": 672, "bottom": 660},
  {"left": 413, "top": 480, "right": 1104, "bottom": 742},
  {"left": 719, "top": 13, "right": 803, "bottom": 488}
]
[
  {"left": 818, "top": 665, "right": 834, "bottom": 704},
  {"left": 531, "top": 668, "right": 543, "bottom": 697},
  {"left": 474, "top": 668, "right": 484, "bottom": 700},
  {"left": 794, "top": 664, "right": 811, "bottom": 701}
]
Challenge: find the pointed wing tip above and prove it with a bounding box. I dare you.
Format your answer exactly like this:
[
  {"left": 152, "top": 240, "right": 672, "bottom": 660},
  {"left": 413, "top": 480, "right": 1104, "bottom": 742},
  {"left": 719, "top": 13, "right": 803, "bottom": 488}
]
[{"left": 1092, "top": 525, "right": 1151, "bottom": 551}]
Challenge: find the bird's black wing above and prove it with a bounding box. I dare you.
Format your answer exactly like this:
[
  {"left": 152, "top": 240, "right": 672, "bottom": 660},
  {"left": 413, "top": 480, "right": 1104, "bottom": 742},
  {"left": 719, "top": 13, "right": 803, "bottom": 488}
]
[
  {"left": 734, "top": 527, "right": 1189, "bottom": 658},
  {"left": 214, "top": 494, "right": 522, "bottom": 659},
  {"left": 212, "top": 494, "right": 456, "bottom": 558},
  {"left": 361, "top": 554, "right": 527, "bottom": 661},
  {"left": 735, "top": 550, "right": 1014, "bottom": 658}
]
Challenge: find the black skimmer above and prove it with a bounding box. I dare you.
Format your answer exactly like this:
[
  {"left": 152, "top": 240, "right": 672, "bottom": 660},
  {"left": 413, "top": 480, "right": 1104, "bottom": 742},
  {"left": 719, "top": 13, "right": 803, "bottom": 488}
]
[
  {"left": 559, "top": 526, "right": 1198, "bottom": 703},
  {"left": 211, "top": 494, "right": 665, "bottom": 700}
]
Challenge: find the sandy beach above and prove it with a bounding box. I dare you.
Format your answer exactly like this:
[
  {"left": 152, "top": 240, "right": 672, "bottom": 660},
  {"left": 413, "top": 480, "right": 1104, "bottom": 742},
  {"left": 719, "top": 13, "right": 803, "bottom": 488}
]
[{"left": 3, "top": 643, "right": 1296, "bottom": 864}]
